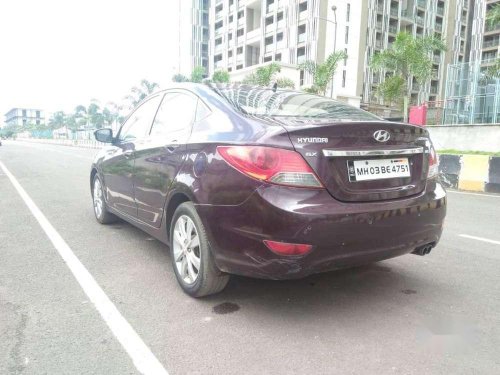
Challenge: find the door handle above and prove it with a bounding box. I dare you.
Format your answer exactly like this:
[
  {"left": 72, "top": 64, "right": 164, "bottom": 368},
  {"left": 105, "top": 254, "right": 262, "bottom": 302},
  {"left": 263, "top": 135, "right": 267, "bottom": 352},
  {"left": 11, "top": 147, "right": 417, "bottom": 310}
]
[{"left": 123, "top": 150, "right": 134, "bottom": 158}]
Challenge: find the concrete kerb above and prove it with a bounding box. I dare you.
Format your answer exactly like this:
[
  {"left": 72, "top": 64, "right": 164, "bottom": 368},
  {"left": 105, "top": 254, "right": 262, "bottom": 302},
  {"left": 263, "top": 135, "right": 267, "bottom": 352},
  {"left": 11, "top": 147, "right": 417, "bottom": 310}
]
[
  {"left": 438, "top": 153, "right": 500, "bottom": 193},
  {"left": 16, "top": 138, "right": 103, "bottom": 150}
]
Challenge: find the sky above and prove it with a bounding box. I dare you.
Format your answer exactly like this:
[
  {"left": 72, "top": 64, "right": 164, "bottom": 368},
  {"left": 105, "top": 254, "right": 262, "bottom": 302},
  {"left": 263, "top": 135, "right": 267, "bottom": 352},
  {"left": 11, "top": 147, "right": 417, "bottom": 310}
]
[{"left": 0, "top": 0, "right": 181, "bottom": 119}]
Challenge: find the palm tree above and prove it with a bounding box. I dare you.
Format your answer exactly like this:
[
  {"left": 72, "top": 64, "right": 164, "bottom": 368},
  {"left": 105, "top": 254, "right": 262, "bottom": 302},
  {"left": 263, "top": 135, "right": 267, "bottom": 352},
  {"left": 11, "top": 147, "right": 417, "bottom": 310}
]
[
  {"left": 371, "top": 32, "right": 446, "bottom": 121},
  {"left": 125, "top": 79, "right": 160, "bottom": 109},
  {"left": 48, "top": 111, "right": 67, "bottom": 129},
  {"left": 486, "top": 3, "right": 500, "bottom": 26},
  {"left": 243, "top": 62, "right": 281, "bottom": 86},
  {"left": 299, "top": 51, "right": 347, "bottom": 96}
]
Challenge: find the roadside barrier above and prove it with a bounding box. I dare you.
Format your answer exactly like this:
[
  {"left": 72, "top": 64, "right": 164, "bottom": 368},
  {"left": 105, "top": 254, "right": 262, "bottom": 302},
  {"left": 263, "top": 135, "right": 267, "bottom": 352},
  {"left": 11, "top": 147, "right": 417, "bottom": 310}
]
[
  {"left": 438, "top": 154, "right": 500, "bottom": 193},
  {"left": 16, "top": 138, "right": 104, "bottom": 150}
]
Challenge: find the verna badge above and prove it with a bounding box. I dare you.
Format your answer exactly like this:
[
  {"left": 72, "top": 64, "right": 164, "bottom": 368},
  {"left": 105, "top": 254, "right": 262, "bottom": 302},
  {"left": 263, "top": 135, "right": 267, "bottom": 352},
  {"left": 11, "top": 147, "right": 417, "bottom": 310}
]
[{"left": 373, "top": 130, "right": 390, "bottom": 142}]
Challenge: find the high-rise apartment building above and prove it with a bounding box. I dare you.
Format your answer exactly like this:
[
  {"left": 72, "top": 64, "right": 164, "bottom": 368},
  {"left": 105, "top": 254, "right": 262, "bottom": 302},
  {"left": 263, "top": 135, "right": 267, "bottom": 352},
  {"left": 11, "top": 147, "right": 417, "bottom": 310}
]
[
  {"left": 178, "top": 0, "right": 210, "bottom": 77},
  {"left": 207, "top": 0, "right": 497, "bottom": 112},
  {"left": 4, "top": 108, "right": 45, "bottom": 127}
]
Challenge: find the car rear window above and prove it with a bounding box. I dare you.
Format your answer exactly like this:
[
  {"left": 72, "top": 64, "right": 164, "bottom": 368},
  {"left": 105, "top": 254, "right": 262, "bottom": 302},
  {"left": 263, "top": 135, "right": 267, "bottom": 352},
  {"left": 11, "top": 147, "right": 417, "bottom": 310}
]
[{"left": 209, "top": 85, "right": 380, "bottom": 121}]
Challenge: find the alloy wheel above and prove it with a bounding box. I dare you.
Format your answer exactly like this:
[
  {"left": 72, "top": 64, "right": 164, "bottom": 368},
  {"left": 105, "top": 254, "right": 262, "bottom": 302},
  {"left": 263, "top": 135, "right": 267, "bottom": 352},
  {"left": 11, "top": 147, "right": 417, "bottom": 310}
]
[{"left": 173, "top": 215, "right": 201, "bottom": 285}]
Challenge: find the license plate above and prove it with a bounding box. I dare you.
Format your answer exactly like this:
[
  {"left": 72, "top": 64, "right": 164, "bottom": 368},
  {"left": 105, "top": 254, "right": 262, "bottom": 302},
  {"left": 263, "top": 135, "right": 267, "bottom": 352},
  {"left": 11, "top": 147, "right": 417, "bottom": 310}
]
[{"left": 347, "top": 158, "right": 410, "bottom": 182}]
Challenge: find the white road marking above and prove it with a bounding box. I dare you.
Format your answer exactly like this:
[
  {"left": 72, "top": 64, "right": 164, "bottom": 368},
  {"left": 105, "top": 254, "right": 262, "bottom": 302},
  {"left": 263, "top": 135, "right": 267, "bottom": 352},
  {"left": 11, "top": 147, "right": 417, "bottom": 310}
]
[
  {"left": 0, "top": 161, "right": 168, "bottom": 375},
  {"left": 447, "top": 190, "right": 500, "bottom": 198},
  {"left": 459, "top": 234, "right": 500, "bottom": 246}
]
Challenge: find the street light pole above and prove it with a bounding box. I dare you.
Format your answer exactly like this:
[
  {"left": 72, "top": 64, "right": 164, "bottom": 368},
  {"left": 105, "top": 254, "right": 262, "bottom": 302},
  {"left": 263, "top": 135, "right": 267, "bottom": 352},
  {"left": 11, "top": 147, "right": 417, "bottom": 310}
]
[{"left": 314, "top": 6, "right": 338, "bottom": 98}]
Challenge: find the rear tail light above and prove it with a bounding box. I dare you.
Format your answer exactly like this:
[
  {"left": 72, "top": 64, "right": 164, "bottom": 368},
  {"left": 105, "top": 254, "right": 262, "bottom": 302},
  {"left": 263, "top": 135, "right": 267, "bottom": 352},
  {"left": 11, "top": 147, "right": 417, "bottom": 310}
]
[
  {"left": 427, "top": 144, "right": 439, "bottom": 179},
  {"left": 263, "top": 240, "right": 313, "bottom": 256},
  {"left": 217, "top": 146, "right": 323, "bottom": 188}
]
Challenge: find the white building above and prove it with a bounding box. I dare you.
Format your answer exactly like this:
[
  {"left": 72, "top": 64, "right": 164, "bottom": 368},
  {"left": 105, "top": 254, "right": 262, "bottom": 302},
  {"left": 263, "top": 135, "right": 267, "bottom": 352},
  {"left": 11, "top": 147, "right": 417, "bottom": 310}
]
[
  {"left": 4, "top": 108, "right": 45, "bottom": 127},
  {"left": 207, "top": 0, "right": 473, "bottom": 112},
  {"left": 177, "top": 0, "right": 210, "bottom": 77}
]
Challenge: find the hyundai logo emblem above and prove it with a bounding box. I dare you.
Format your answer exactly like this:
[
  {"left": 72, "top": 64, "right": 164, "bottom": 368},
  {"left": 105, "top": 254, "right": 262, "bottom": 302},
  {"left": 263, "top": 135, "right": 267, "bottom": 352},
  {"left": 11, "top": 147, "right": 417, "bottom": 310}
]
[{"left": 373, "top": 130, "right": 390, "bottom": 142}]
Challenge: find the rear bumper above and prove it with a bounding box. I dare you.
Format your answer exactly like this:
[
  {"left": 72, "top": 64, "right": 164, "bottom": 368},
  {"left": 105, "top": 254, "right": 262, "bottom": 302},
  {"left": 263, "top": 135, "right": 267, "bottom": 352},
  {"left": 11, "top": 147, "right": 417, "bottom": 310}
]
[{"left": 196, "top": 181, "right": 446, "bottom": 280}]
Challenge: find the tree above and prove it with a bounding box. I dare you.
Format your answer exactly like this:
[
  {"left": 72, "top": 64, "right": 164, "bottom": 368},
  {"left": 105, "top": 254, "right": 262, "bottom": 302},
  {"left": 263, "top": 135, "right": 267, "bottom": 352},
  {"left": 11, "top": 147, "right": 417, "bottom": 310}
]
[
  {"left": 371, "top": 32, "right": 446, "bottom": 121},
  {"left": 190, "top": 66, "right": 206, "bottom": 83},
  {"left": 487, "top": 3, "right": 500, "bottom": 26},
  {"left": 172, "top": 73, "right": 189, "bottom": 82},
  {"left": 48, "top": 111, "right": 67, "bottom": 129},
  {"left": 124, "top": 79, "right": 160, "bottom": 109},
  {"left": 482, "top": 59, "right": 500, "bottom": 83},
  {"left": 212, "top": 70, "right": 230, "bottom": 83},
  {"left": 243, "top": 62, "right": 281, "bottom": 86},
  {"left": 299, "top": 51, "right": 347, "bottom": 96}
]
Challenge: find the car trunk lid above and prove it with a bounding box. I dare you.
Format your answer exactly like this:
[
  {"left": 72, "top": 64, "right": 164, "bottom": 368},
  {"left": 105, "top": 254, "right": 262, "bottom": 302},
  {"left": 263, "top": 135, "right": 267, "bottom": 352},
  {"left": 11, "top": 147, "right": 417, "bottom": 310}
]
[{"left": 276, "top": 118, "right": 431, "bottom": 202}]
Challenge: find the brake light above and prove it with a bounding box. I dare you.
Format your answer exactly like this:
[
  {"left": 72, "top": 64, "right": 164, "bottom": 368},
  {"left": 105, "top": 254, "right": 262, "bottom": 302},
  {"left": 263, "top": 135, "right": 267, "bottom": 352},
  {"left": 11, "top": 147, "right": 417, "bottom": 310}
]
[
  {"left": 217, "top": 146, "right": 323, "bottom": 188},
  {"left": 428, "top": 144, "right": 439, "bottom": 178},
  {"left": 263, "top": 240, "right": 313, "bottom": 256}
]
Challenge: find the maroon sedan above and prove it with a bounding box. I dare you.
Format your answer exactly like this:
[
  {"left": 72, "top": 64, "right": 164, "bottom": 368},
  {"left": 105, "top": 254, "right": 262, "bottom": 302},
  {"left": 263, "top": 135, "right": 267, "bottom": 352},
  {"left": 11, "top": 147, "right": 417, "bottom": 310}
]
[{"left": 91, "top": 83, "right": 446, "bottom": 297}]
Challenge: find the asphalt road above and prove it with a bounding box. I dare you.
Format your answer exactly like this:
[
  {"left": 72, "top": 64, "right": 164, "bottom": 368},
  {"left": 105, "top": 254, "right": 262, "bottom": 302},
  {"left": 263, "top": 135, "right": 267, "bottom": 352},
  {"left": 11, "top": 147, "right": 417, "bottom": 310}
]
[{"left": 1, "top": 140, "right": 499, "bottom": 375}]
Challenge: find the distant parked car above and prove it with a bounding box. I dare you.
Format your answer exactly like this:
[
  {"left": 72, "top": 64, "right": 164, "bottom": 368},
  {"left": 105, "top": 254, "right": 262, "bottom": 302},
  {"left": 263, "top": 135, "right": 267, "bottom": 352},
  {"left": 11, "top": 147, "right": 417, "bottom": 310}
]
[{"left": 90, "top": 83, "right": 446, "bottom": 297}]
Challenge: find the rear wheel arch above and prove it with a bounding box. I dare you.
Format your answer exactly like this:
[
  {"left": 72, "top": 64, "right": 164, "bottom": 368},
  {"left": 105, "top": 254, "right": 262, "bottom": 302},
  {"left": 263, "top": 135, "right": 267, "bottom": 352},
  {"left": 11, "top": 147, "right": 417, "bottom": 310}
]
[
  {"left": 90, "top": 168, "right": 98, "bottom": 194},
  {"left": 165, "top": 192, "right": 192, "bottom": 238}
]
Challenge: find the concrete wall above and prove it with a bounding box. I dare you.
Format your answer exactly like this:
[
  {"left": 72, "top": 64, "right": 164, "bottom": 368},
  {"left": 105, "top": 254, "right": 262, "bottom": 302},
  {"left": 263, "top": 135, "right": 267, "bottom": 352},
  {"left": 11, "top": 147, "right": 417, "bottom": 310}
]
[{"left": 427, "top": 124, "right": 500, "bottom": 152}]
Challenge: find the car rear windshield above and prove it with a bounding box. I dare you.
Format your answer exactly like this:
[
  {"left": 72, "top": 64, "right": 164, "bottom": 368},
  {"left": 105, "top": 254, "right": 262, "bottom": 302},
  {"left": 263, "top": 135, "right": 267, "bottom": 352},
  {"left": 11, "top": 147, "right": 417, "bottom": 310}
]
[{"left": 210, "top": 85, "right": 380, "bottom": 121}]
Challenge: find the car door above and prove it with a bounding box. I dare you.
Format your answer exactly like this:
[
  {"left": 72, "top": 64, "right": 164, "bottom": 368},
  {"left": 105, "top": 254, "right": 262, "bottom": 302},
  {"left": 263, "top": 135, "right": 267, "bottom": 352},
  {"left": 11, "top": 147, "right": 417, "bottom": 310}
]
[
  {"left": 100, "top": 94, "right": 163, "bottom": 217},
  {"left": 133, "top": 91, "right": 198, "bottom": 227}
]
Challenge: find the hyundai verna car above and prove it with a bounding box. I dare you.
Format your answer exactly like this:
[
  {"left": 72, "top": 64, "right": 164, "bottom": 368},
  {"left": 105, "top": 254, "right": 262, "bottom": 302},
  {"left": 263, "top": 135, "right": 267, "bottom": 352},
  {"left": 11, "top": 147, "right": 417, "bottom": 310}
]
[{"left": 91, "top": 83, "right": 446, "bottom": 297}]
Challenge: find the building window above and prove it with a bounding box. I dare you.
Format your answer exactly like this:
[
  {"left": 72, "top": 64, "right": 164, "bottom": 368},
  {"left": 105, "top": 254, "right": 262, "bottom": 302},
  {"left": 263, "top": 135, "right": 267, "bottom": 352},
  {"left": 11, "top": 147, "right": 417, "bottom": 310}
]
[
  {"left": 214, "top": 54, "right": 223, "bottom": 62},
  {"left": 343, "top": 48, "right": 347, "bottom": 65},
  {"left": 215, "top": 4, "right": 223, "bottom": 13},
  {"left": 215, "top": 37, "right": 222, "bottom": 46},
  {"left": 36, "top": 119, "right": 40, "bottom": 125},
  {"left": 277, "top": 12, "right": 283, "bottom": 21},
  {"left": 345, "top": 26, "right": 349, "bottom": 44},
  {"left": 22, "top": 109, "right": 27, "bottom": 117},
  {"left": 299, "top": 2, "right": 307, "bottom": 12},
  {"left": 277, "top": 32, "right": 283, "bottom": 42},
  {"left": 228, "top": 33, "right": 233, "bottom": 40},
  {"left": 264, "top": 55, "right": 272, "bottom": 62},
  {"left": 229, "top": 15, "right": 233, "bottom": 23},
  {"left": 237, "top": 10, "right": 244, "bottom": 19},
  {"left": 36, "top": 110, "right": 40, "bottom": 118},
  {"left": 299, "top": 70, "right": 305, "bottom": 86},
  {"left": 342, "top": 70, "right": 346, "bottom": 87},
  {"left": 228, "top": 67, "right": 232, "bottom": 72},
  {"left": 237, "top": 46, "right": 243, "bottom": 54},
  {"left": 228, "top": 50, "right": 233, "bottom": 58},
  {"left": 237, "top": 28, "right": 244, "bottom": 37},
  {"left": 346, "top": 3, "right": 350, "bottom": 22},
  {"left": 229, "top": 0, "right": 234, "bottom": 5},
  {"left": 265, "top": 36, "right": 274, "bottom": 45},
  {"left": 265, "top": 16, "right": 274, "bottom": 26},
  {"left": 275, "top": 53, "right": 282, "bottom": 61},
  {"left": 236, "top": 64, "right": 243, "bottom": 70}
]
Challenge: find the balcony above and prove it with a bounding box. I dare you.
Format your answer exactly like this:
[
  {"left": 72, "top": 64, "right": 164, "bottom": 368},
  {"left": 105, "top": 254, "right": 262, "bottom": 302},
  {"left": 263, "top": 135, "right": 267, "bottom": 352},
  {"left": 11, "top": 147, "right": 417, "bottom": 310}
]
[
  {"left": 390, "top": 8, "right": 398, "bottom": 17},
  {"left": 375, "top": 40, "right": 383, "bottom": 49},
  {"left": 246, "top": 28, "right": 261, "bottom": 43},
  {"left": 430, "top": 86, "right": 438, "bottom": 94},
  {"left": 417, "top": 0, "right": 426, "bottom": 8},
  {"left": 483, "top": 38, "right": 499, "bottom": 49},
  {"left": 435, "top": 23, "right": 442, "bottom": 32},
  {"left": 377, "top": 4, "right": 384, "bottom": 13},
  {"left": 415, "top": 16, "right": 425, "bottom": 26},
  {"left": 400, "top": 9, "right": 414, "bottom": 24},
  {"left": 485, "top": 23, "right": 499, "bottom": 33},
  {"left": 436, "top": 7, "right": 444, "bottom": 16},
  {"left": 389, "top": 25, "right": 398, "bottom": 34},
  {"left": 375, "top": 21, "right": 382, "bottom": 31},
  {"left": 433, "top": 55, "right": 441, "bottom": 64}
]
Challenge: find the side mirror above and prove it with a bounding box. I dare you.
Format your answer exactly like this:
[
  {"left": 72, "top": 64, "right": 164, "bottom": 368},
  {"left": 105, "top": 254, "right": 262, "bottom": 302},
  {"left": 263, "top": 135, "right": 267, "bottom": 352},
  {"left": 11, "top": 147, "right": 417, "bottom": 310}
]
[{"left": 94, "top": 128, "right": 114, "bottom": 143}]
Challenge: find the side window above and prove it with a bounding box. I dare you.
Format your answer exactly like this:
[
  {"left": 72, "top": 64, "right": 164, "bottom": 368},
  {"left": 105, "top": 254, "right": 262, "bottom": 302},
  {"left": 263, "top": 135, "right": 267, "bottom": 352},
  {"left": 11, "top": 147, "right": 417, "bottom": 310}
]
[
  {"left": 195, "top": 99, "right": 211, "bottom": 122},
  {"left": 150, "top": 92, "right": 197, "bottom": 139},
  {"left": 118, "top": 95, "right": 163, "bottom": 141}
]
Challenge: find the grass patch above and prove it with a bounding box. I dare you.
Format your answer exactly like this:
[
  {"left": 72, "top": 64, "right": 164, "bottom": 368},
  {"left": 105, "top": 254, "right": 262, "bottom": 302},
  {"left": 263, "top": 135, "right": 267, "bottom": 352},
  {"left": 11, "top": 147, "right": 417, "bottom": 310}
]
[{"left": 437, "top": 149, "right": 500, "bottom": 156}]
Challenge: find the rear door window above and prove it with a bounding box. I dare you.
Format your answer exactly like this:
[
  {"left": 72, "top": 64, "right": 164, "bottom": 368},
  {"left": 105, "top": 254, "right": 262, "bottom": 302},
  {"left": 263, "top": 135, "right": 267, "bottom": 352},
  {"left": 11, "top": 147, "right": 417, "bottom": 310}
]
[{"left": 150, "top": 92, "right": 197, "bottom": 141}]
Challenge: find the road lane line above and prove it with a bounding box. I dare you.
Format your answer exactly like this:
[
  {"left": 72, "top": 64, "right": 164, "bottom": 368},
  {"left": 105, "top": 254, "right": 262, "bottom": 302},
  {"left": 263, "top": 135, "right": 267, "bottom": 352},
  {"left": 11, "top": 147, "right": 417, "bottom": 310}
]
[
  {"left": 459, "top": 234, "right": 500, "bottom": 246},
  {"left": 447, "top": 190, "right": 500, "bottom": 198},
  {"left": 0, "top": 160, "right": 168, "bottom": 375},
  {"left": 11, "top": 141, "right": 94, "bottom": 160}
]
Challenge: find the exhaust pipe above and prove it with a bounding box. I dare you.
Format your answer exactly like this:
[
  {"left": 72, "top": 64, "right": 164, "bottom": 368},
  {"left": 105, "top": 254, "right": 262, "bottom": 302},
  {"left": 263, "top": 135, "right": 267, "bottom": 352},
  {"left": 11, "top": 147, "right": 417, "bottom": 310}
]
[{"left": 412, "top": 243, "right": 435, "bottom": 256}]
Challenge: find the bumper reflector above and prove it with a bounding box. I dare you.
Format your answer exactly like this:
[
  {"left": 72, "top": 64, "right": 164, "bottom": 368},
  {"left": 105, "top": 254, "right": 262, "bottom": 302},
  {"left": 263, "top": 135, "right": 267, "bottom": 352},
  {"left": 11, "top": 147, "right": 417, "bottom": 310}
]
[{"left": 263, "top": 240, "right": 313, "bottom": 256}]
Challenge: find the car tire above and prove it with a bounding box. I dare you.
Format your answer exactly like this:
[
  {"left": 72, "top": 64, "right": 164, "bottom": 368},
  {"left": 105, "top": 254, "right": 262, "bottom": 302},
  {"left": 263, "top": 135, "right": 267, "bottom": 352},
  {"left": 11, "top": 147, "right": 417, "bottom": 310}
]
[
  {"left": 170, "top": 202, "right": 230, "bottom": 297},
  {"left": 92, "top": 174, "right": 117, "bottom": 224}
]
